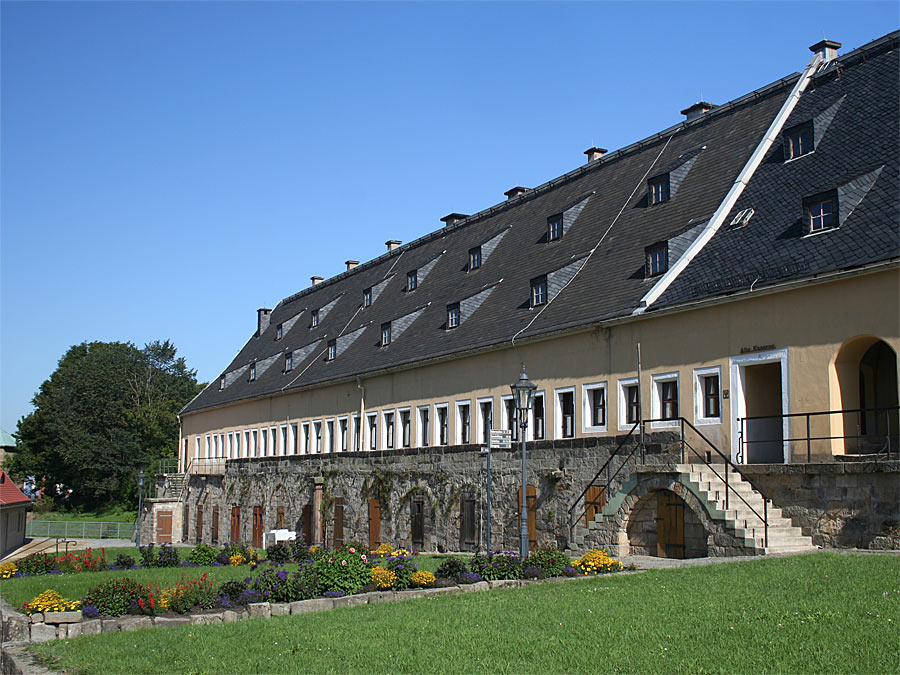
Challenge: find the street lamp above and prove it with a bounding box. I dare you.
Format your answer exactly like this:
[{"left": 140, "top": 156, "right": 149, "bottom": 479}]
[
  {"left": 136, "top": 470, "right": 146, "bottom": 548},
  {"left": 511, "top": 366, "right": 537, "bottom": 561}
]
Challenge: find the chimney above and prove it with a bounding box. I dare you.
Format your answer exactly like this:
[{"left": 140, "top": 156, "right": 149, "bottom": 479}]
[
  {"left": 809, "top": 39, "right": 841, "bottom": 63},
  {"left": 310, "top": 275, "right": 324, "bottom": 286},
  {"left": 680, "top": 101, "right": 716, "bottom": 122},
  {"left": 440, "top": 213, "right": 469, "bottom": 227},
  {"left": 583, "top": 147, "right": 608, "bottom": 163},
  {"left": 257, "top": 308, "right": 272, "bottom": 336},
  {"left": 345, "top": 260, "right": 359, "bottom": 271},
  {"left": 385, "top": 240, "right": 402, "bottom": 252},
  {"left": 504, "top": 186, "right": 529, "bottom": 200}
]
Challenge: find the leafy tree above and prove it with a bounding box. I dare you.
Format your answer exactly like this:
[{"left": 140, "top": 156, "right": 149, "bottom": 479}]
[{"left": 5, "top": 340, "right": 202, "bottom": 509}]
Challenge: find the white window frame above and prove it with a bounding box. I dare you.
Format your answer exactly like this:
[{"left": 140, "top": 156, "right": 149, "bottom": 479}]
[
  {"left": 434, "top": 403, "right": 449, "bottom": 446},
  {"left": 694, "top": 366, "right": 723, "bottom": 426},
  {"left": 398, "top": 407, "right": 412, "bottom": 448},
  {"left": 500, "top": 394, "right": 519, "bottom": 442},
  {"left": 417, "top": 405, "right": 431, "bottom": 447},
  {"left": 313, "top": 421, "right": 322, "bottom": 453},
  {"left": 280, "top": 425, "right": 288, "bottom": 456},
  {"left": 234, "top": 432, "right": 241, "bottom": 459},
  {"left": 301, "top": 422, "right": 310, "bottom": 454},
  {"left": 618, "top": 378, "right": 640, "bottom": 431},
  {"left": 476, "top": 397, "right": 494, "bottom": 446},
  {"left": 194, "top": 436, "right": 201, "bottom": 461},
  {"left": 270, "top": 426, "right": 277, "bottom": 455},
  {"left": 352, "top": 414, "right": 361, "bottom": 451},
  {"left": 243, "top": 431, "right": 250, "bottom": 458},
  {"left": 456, "top": 400, "right": 472, "bottom": 445},
  {"left": 227, "top": 432, "right": 234, "bottom": 459},
  {"left": 290, "top": 423, "right": 298, "bottom": 454},
  {"left": 651, "top": 372, "right": 680, "bottom": 429},
  {"left": 554, "top": 386, "right": 576, "bottom": 440},
  {"left": 251, "top": 429, "right": 259, "bottom": 457},
  {"left": 338, "top": 416, "right": 349, "bottom": 452},
  {"left": 205, "top": 435, "right": 211, "bottom": 459},
  {"left": 582, "top": 382, "right": 608, "bottom": 433},
  {"left": 367, "top": 412, "right": 378, "bottom": 451},
  {"left": 326, "top": 418, "right": 336, "bottom": 453},
  {"left": 528, "top": 391, "right": 546, "bottom": 442},
  {"left": 383, "top": 410, "right": 396, "bottom": 449},
  {"left": 261, "top": 428, "right": 270, "bottom": 457}
]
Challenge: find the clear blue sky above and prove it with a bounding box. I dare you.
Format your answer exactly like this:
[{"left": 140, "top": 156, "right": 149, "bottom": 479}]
[{"left": 2, "top": 1, "right": 896, "bottom": 433}]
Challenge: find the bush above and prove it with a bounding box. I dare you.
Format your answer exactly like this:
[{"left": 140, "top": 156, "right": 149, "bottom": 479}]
[
  {"left": 435, "top": 556, "right": 468, "bottom": 580},
  {"left": 313, "top": 546, "right": 371, "bottom": 594},
  {"left": 139, "top": 543, "right": 180, "bottom": 568},
  {"left": 380, "top": 553, "right": 417, "bottom": 590},
  {"left": 457, "top": 571, "right": 483, "bottom": 584},
  {"left": 159, "top": 573, "right": 218, "bottom": 614},
  {"left": 410, "top": 570, "right": 435, "bottom": 588},
  {"left": 83, "top": 577, "right": 154, "bottom": 617},
  {"left": 469, "top": 552, "right": 522, "bottom": 581},
  {"left": 265, "top": 542, "right": 293, "bottom": 565},
  {"left": 17, "top": 553, "right": 56, "bottom": 576},
  {"left": 524, "top": 545, "right": 569, "bottom": 578},
  {"left": 20, "top": 590, "right": 81, "bottom": 616},
  {"left": 572, "top": 549, "right": 623, "bottom": 575},
  {"left": 217, "top": 579, "right": 250, "bottom": 604},
  {"left": 371, "top": 566, "right": 397, "bottom": 590},
  {"left": 187, "top": 544, "right": 219, "bottom": 566},
  {"left": 114, "top": 554, "right": 137, "bottom": 570},
  {"left": 248, "top": 567, "right": 314, "bottom": 603},
  {"left": 221, "top": 542, "right": 260, "bottom": 566},
  {"left": 522, "top": 565, "right": 544, "bottom": 579}
]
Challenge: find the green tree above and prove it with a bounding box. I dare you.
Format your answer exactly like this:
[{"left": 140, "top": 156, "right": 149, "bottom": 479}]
[{"left": 5, "top": 340, "right": 202, "bottom": 509}]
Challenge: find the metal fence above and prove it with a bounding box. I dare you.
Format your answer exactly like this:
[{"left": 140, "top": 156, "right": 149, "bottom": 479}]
[{"left": 26, "top": 520, "right": 137, "bottom": 540}]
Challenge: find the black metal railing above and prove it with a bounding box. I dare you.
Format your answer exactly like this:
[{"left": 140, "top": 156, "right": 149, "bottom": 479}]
[{"left": 738, "top": 406, "right": 899, "bottom": 464}]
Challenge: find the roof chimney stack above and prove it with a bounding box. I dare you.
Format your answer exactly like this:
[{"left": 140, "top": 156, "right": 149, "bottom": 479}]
[
  {"left": 310, "top": 275, "right": 324, "bottom": 286},
  {"left": 583, "top": 147, "right": 608, "bottom": 163},
  {"left": 257, "top": 308, "right": 272, "bottom": 336},
  {"left": 504, "top": 186, "right": 529, "bottom": 200},
  {"left": 680, "top": 101, "right": 716, "bottom": 122},
  {"left": 385, "top": 240, "right": 402, "bottom": 252},
  {"left": 345, "top": 260, "right": 359, "bottom": 271},
  {"left": 440, "top": 213, "right": 469, "bottom": 227},
  {"left": 809, "top": 39, "right": 841, "bottom": 63}
]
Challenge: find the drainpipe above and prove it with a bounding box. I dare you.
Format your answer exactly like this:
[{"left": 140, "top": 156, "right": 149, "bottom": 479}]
[{"left": 356, "top": 376, "right": 366, "bottom": 450}]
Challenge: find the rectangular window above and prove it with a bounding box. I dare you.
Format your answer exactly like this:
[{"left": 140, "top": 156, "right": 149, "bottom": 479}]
[
  {"left": 243, "top": 431, "right": 250, "bottom": 458},
  {"left": 457, "top": 402, "right": 471, "bottom": 444},
  {"left": 531, "top": 277, "right": 547, "bottom": 307},
  {"left": 547, "top": 214, "right": 563, "bottom": 241},
  {"left": 353, "top": 415, "right": 361, "bottom": 451},
  {"left": 302, "top": 422, "right": 310, "bottom": 454},
  {"left": 363, "top": 288, "right": 372, "bottom": 307},
  {"left": 381, "top": 323, "right": 391, "bottom": 346},
  {"left": 285, "top": 352, "right": 293, "bottom": 372},
  {"left": 437, "top": 405, "right": 449, "bottom": 446},
  {"left": 694, "top": 367, "right": 722, "bottom": 424},
  {"left": 384, "top": 412, "right": 395, "bottom": 449},
  {"left": 249, "top": 362, "right": 256, "bottom": 381},
  {"left": 649, "top": 175, "right": 670, "bottom": 204},
  {"left": 219, "top": 375, "right": 225, "bottom": 391},
  {"left": 407, "top": 270, "right": 418, "bottom": 291},
  {"left": 447, "top": 303, "right": 460, "bottom": 329},
  {"left": 291, "top": 423, "right": 298, "bottom": 454},
  {"left": 557, "top": 388, "right": 575, "bottom": 439},
  {"left": 533, "top": 393, "right": 545, "bottom": 440},
  {"left": 806, "top": 194, "right": 836, "bottom": 233},
  {"left": 314, "top": 421, "right": 322, "bottom": 453},
  {"left": 276, "top": 323, "right": 283, "bottom": 340},
  {"left": 280, "top": 425, "right": 288, "bottom": 456},
  {"left": 311, "top": 310, "right": 319, "bottom": 327},
  {"left": 339, "top": 418, "right": 348, "bottom": 452},
  {"left": 469, "top": 247, "right": 482, "bottom": 270},
  {"left": 400, "top": 409, "right": 411, "bottom": 448},
  {"left": 479, "top": 399, "right": 493, "bottom": 445},
  {"left": 583, "top": 383, "right": 607, "bottom": 432},
  {"left": 327, "top": 419, "right": 335, "bottom": 453},
  {"left": 652, "top": 373, "right": 680, "bottom": 427},
  {"left": 503, "top": 396, "right": 519, "bottom": 442},
  {"left": 418, "top": 407, "right": 430, "bottom": 447},
  {"left": 326, "top": 339, "right": 336, "bottom": 361},
  {"left": 784, "top": 122, "right": 813, "bottom": 160},
  {"left": 261, "top": 428, "right": 268, "bottom": 457},
  {"left": 227, "top": 432, "right": 234, "bottom": 459},
  {"left": 368, "top": 414, "right": 378, "bottom": 450},
  {"left": 235, "top": 432, "right": 241, "bottom": 458},
  {"left": 661, "top": 381, "right": 678, "bottom": 419},
  {"left": 251, "top": 429, "right": 259, "bottom": 457},
  {"left": 213, "top": 434, "right": 219, "bottom": 458},
  {"left": 619, "top": 379, "right": 640, "bottom": 428},
  {"left": 645, "top": 243, "right": 668, "bottom": 277}
]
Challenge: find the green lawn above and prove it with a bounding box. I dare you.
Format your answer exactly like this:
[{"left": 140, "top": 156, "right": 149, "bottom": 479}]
[
  {"left": 31, "top": 506, "right": 137, "bottom": 523},
  {"left": 29, "top": 553, "right": 900, "bottom": 674}
]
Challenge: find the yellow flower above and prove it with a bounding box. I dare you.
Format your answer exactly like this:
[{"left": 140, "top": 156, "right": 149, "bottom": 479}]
[
  {"left": 371, "top": 566, "right": 397, "bottom": 590},
  {"left": 0, "top": 562, "right": 17, "bottom": 579},
  {"left": 21, "top": 590, "right": 80, "bottom": 616},
  {"left": 410, "top": 570, "right": 435, "bottom": 588},
  {"left": 229, "top": 553, "right": 246, "bottom": 566}
]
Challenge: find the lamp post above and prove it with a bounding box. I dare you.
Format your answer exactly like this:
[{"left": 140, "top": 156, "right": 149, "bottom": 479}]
[
  {"left": 136, "top": 470, "right": 146, "bottom": 548},
  {"left": 511, "top": 367, "right": 537, "bottom": 562}
]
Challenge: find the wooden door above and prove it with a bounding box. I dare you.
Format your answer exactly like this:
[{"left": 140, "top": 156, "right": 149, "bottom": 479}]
[
  {"left": 333, "top": 497, "right": 344, "bottom": 549},
  {"left": 230, "top": 507, "right": 241, "bottom": 543},
  {"left": 368, "top": 499, "right": 381, "bottom": 551},
  {"left": 211, "top": 507, "right": 220, "bottom": 545},
  {"left": 196, "top": 505, "right": 204, "bottom": 544},
  {"left": 252, "top": 506, "right": 263, "bottom": 548},
  {"left": 183, "top": 504, "right": 190, "bottom": 542},
  {"left": 156, "top": 510, "right": 173, "bottom": 544},
  {"left": 585, "top": 486, "right": 607, "bottom": 525},
  {"left": 411, "top": 496, "right": 425, "bottom": 551},
  {"left": 517, "top": 485, "right": 537, "bottom": 550},
  {"left": 276, "top": 506, "right": 285, "bottom": 529},
  {"left": 460, "top": 495, "right": 476, "bottom": 550},
  {"left": 302, "top": 505, "right": 313, "bottom": 545},
  {"left": 656, "top": 491, "right": 685, "bottom": 559}
]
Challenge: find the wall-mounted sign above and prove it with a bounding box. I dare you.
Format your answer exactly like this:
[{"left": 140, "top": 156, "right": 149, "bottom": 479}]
[{"left": 740, "top": 344, "right": 775, "bottom": 354}]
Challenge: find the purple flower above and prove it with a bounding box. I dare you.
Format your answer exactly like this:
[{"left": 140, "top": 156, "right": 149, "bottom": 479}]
[
  {"left": 276, "top": 570, "right": 288, "bottom": 580},
  {"left": 323, "top": 590, "right": 346, "bottom": 598},
  {"left": 82, "top": 605, "right": 100, "bottom": 618}
]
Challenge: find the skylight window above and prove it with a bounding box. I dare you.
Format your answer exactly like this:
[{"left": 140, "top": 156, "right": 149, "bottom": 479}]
[
  {"left": 219, "top": 375, "right": 225, "bottom": 391},
  {"left": 311, "top": 310, "right": 320, "bottom": 328},
  {"left": 447, "top": 303, "right": 460, "bottom": 329},
  {"left": 381, "top": 322, "right": 392, "bottom": 346},
  {"left": 275, "top": 323, "right": 283, "bottom": 340},
  {"left": 645, "top": 243, "right": 668, "bottom": 277},
  {"left": 729, "top": 208, "right": 755, "bottom": 229},
  {"left": 326, "top": 339, "right": 336, "bottom": 361},
  {"left": 784, "top": 122, "right": 813, "bottom": 160},
  {"left": 648, "top": 175, "right": 670, "bottom": 204},
  {"left": 249, "top": 362, "right": 257, "bottom": 381},
  {"left": 469, "top": 247, "right": 482, "bottom": 270},
  {"left": 285, "top": 352, "right": 293, "bottom": 372},
  {"left": 531, "top": 276, "right": 548, "bottom": 307},
  {"left": 407, "top": 270, "right": 418, "bottom": 291},
  {"left": 363, "top": 288, "right": 372, "bottom": 307},
  {"left": 805, "top": 191, "right": 837, "bottom": 233},
  {"left": 547, "top": 215, "right": 563, "bottom": 242}
]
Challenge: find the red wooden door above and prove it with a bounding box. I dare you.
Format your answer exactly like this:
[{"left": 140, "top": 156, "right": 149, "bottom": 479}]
[
  {"left": 585, "top": 486, "right": 607, "bottom": 525},
  {"left": 368, "top": 499, "right": 381, "bottom": 551},
  {"left": 230, "top": 507, "right": 241, "bottom": 543},
  {"left": 252, "top": 506, "right": 263, "bottom": 548},
  {"left": 156, "top": 510, "right": 173, "bottom": 544},
  {"left": 517, "top": 485, "right": 537, "bottom": 550}
]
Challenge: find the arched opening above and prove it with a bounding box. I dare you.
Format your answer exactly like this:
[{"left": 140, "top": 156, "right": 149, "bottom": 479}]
[
  {"left": 626, "top": 489, "right": 708, "bottom": 559},
  {"left": 833, "top": 337, "right": 898, "bottom": 454}
]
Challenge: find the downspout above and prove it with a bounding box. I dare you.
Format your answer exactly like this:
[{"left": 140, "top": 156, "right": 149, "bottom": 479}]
[
  {"left": 633, "top": 49, "right": 827, "bottom": 315},
  {"left": 356, "top": 376, "right": 366, "bottom": 450}
]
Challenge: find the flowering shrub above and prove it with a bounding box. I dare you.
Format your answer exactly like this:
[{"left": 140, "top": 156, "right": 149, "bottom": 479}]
[
  {"left": 524, "top": 545, "right": 569, "bottom": 578},
  {"left": 114, "top": 554, "right": 137, "bottom": 570},
  {"left": 522, "top": 565, "right": 544, "bottom": 579},
  {"left": 158, "top": 573, "right": 218, "bottom": 614},
  {"left": 17, "top": 553, "right": 56, "bottom": 576},
  {"left": 221, "top": 542, "right": 260, "bottom": 565},
  {"left": 572, "top": 549, "right": 623, "bottom": 575},
  {"left": 562, "top": 565, "right": 578, "bottom": 577},
  {"left": 83, "top": 577, "right": 154, "bottom": 617},
  {"left": 380, "top": 553, "right": 417, "bottom": 590},
  {"left": 248, "top": 567, "right": 314, "bottom": 603},
  {"left": 410, "top": 570, "right": 435, "bottom": 588},
  {"left": 265, "top": 542, "right": 294, "bottom": 564},
  {"left": 0, "top": 562, "right": 17, "bottom": 579},
  {"left": 456, "top": 571, "right": 483, "bottom": 585},
  {"left": 371, "top": 566, "right": 397, "bottom": 590},
  {"left": 139, "top": 543, "right": 180, "bottom": 568},
  {"left": 217, "top": 579, "right": 250, "bottom": 604},
  {"left": 469, "top": 552, "right": 522, "bottom": 581},
  {"left": 187, "top": 544, "right": 220, "bottom": 566},
  {"left": 435, "top": 557, "right": 468, "bottom": 580},
  {"left": 20, "top": 590, "right": 81, "bottom": 616},
  {"left": 371, "top": 542, "right": 393, "bottom": 557},
  {"left": 313, "top": 547, "right": 371, "bottom": 594}
]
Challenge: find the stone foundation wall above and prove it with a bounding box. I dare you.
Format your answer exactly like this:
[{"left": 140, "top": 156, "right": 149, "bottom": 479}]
[{"left": 740, "top": 461, "right": 900, "bottom": 549}]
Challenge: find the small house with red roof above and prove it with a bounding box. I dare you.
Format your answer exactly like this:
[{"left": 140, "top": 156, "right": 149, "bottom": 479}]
[{"left": 0, "top": 468, "right": 32, "bottom": 558}]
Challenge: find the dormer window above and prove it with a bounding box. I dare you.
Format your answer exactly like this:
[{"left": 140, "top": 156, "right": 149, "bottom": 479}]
[
  {"left": 285, "top": 352, "right": 293, "bottom": 372},
  {"left": 219, "top": 375, "right": 225, "bottom": 391},
  {"left": 784, "top": 122, "right": 813, "bottom": 160},
  {"left": 326, "top": 339, "right": 336, "bottom": 361},
  {"left": 311, "top": 310, "right": 319, "bottom": 328},
  {"left": 381, "top": 322, "right": 392, "bottom": 346},
  {"left": 469, "top": 247, "right": 482, "bottom": 270},
  {"left": 407, "top": 270, "right": 418, "bottom": 291},
  {"left": 547, "top": 215, "right": 563, "bottom": 242},
  {"left": 363, "top": 288, "right": 372, "bottom": 307},
  {"left": 649, "top": 175, "right": 670, "bottom": 204},
  {"left": 645, "top": 243, "right": 668, "bottom": 277},
  {"left": 249, "top": 362, "right": 257, "bottom": 381},
  {"left": 447, "top": 303, "right": 460, "bottom": 329},
  {"left": 804, "top": 191, "right": 837, "bottom": 233},
  {"left": 275, "top": 323, "right": 283, "bottom": 340},
  {"left": 531, "top": 276, "right": 548, "bottom": 307}
]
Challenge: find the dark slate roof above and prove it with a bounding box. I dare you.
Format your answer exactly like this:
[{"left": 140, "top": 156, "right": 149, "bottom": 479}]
[
  {"left": 655, "top": 31, "right": 900, "bottom": 309},
  {"left": 183, "top": 32, "right": 898, "bottom": 415}
]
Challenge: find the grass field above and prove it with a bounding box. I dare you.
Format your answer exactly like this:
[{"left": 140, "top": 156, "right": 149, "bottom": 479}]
[
  {"left": 31, "top": 506, "right": 137, "bottom": 523},
  {"left": 28, "top": 553, "right": 900, "bottom": 674}
]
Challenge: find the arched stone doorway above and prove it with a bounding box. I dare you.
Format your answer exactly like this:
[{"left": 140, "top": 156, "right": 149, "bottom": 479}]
[
  {"left": 626, "top": 488, "right": 709, "bottom": 559},
  {"left": 833, "top": 336, "right": 899, "bottom": 454}
]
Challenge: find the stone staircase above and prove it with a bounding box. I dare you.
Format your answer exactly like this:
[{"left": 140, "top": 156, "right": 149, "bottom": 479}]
[
  {"left": 163, "top": 473, "right": 189, "bottom": 500},
  {"left": 570, "top": 463, "right": 817, "bottom": 557}
]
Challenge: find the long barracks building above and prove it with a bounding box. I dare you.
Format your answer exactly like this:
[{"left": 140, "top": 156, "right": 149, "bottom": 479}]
[{"left": 148, "top": 33, "right": 899, "bottom": 558}]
